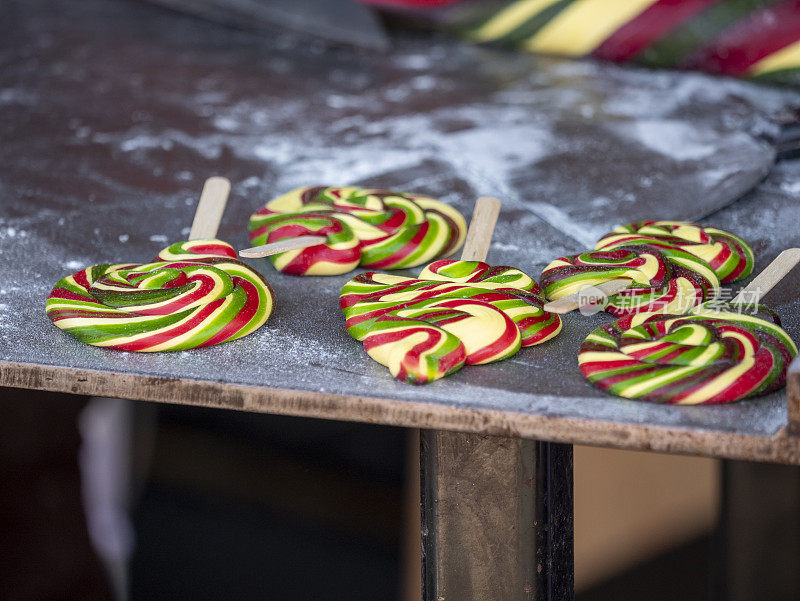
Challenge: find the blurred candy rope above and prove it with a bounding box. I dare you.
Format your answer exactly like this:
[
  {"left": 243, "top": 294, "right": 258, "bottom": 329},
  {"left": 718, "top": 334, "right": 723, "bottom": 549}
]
[{"left": 364, "top": 0, "right": 800, "bottom": 85}]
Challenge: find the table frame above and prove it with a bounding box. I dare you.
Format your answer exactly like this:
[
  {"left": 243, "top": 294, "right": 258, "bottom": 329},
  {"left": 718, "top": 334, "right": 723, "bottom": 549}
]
[
  {"left": 4, "top": 359, "right": 800, "bottom": 466},
  {"left": 6, "top": 357, "right": 800, "bottom": 600},
  {"left": 421, "top": 432, "right": 573, "bottom": 601}
]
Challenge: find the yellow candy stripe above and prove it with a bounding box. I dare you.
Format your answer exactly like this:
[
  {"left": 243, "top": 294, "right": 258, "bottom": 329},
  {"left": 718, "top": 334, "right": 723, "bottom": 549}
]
[{"left": 523, "top": 0, "right": 659, "bottom": 56}]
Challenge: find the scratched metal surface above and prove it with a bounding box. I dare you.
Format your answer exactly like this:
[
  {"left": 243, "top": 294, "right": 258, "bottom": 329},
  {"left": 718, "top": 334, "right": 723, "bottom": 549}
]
[{"left": 2, "top": 0, "right": 800, "bottom": 440}]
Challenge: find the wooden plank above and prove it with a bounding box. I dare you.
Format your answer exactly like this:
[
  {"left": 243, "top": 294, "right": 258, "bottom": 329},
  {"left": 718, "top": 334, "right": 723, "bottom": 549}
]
[{"left": 3, "top": 361, "right": 800, "bottom": 465}]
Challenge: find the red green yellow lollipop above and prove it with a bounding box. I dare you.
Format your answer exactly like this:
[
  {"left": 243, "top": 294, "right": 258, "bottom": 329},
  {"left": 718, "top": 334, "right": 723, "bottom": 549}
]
[
  {"left": 340, "top": 259, "right": 561, "bottom": 384},
  {"left": 46, "top": 240, "right": 275, "bottom": 352},
  {"left": 247, "top": 186, "right": 467, "bottom": 276}
]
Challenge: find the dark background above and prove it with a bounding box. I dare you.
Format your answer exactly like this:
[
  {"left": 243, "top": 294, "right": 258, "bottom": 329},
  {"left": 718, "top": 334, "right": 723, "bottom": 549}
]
[{"left": 2, "top": 388, "right": 718, "bottom": 601}]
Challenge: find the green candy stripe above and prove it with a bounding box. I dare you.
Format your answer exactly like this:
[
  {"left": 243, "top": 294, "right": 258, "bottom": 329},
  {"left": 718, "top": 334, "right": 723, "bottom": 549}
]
[
  {"left": 362, "top": 311, "right": 466, "bottom": 385},
  {"left": 637, "top": 0, "right": 786, "bottom": 68}
]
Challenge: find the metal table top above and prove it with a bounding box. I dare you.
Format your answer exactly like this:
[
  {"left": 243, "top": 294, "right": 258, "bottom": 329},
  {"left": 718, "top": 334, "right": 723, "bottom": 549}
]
[{"left": 3, "top": 0, "right": 800, "bottom": 463}]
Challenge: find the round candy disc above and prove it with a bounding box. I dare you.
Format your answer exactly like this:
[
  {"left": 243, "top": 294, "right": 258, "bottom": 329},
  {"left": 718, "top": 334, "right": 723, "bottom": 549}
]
[
  {"left": 540, "top": 243, "right": 720, "bottom": 317},
  {"left": 248, "top": 186, "right": 467, "bottom": 276},
  {"left": 595, "top": 221, "right": 754, "bottom": 283},
  {"left": 340, "top": 259, "right": 562, "bottom": 384},
  {"left": 46, "top": 240, "right": 275, "bottom": 351},
  {"left": 579, "top": 302, "right": 797, "bottom": 404}
]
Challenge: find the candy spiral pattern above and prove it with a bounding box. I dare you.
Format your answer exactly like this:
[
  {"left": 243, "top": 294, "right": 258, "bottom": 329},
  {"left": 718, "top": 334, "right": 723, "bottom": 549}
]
[
  {"left": 579, "top": 302, "right": 797, "bottom": 404},
  {"left": 340, "top": 259, "right": 562, "bottom": 384},
  {"left": 540, "top": 243, "right": 720, "bottom": 317},
  {"left": 248, "top": 186, "right": 467, "bottom": 275},
  {"left": 46, "top": 240, "right": 275, "bottom": 351},
  {"left": 595, "top": 221, "right": 754, "bottom": 284}
]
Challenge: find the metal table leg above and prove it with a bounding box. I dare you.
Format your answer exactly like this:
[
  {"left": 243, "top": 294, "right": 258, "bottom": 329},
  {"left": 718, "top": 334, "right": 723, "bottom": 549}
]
[{"left": 421, "top": 430, "right": 574, "bottom": 601}]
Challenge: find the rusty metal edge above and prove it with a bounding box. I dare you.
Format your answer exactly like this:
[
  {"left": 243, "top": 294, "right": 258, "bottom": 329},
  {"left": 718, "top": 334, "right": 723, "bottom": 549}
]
[
  {"left": 2, "top": 360, "right": 799, "bottom": 465},
  {"left": 787, "top": 356, "right": 800, "bottom": 437}
]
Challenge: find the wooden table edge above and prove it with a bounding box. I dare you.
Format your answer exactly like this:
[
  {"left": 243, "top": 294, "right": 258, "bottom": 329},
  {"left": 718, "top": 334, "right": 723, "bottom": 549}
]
[{"left": 2, "top": 360, "right": 799, "bottom": 465}]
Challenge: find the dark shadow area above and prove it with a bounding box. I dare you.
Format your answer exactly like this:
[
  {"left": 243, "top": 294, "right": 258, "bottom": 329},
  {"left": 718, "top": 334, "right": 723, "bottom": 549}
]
[
  {"left": 0, "top": 388, "right": 110, "bottom": 601},
  {"left": 130, "top": 403, "right": 405, "bottom": 601},
  {"left": 0, "top": 388, "right": 405, "bottom": 601},
  {"left": 131, "top": 483, "right": 399, "bottom": 601}
]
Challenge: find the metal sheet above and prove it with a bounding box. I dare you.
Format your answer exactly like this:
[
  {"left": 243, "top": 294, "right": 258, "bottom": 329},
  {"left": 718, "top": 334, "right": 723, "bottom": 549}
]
[
  {"left": 2, "top": 0, "right": 800, "bottom": 453},
  {"left": 140, "top": 0, "right": 390, "bottom": 50}
]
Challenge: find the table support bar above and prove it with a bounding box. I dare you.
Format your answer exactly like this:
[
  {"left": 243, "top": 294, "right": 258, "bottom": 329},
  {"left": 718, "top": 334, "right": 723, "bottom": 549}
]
[{"left": 421, "top": 430, "right": 573, "bottom": 601}]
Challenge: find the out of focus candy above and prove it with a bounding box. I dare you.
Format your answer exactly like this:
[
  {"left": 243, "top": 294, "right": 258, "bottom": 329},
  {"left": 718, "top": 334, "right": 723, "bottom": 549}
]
[{"left": 248, "top": 186, "right": 466, "bottom": 276}]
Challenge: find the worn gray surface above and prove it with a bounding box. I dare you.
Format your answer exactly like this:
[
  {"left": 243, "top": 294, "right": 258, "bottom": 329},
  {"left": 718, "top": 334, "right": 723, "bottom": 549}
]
[{"left": 1, "top": 0, "right": 800, "bottom": 441}]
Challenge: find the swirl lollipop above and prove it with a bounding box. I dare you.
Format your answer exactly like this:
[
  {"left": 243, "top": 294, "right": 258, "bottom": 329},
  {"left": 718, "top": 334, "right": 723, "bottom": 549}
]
[
  {"left": 579, "top": 249, "right": 800, "bottom": 404},
  {"left": 579, "top": 303, "right": 797, "bottom": 404},
  {"left": 46, "top": 178, "right": 275, "bottom": 351},
  {"left": 244, "top": 186, "right": 467, "bottom": 275},
  {"left": 595, "top": 221, "right": 754, "bottom": 284},
  {"left": 340, "top": 198, "right": 561, "bottom": 384},
  {"left": 540, "top": 243, "right": 720, "bottom": 317}
]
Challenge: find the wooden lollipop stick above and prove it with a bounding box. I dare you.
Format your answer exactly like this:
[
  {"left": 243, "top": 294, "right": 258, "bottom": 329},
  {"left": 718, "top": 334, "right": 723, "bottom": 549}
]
[
  {"left": 731, "top": 248, "right": 800, "bottom": 304},
  {"left": 543, "top": 278, "right": 632, "bottom": 314},
  {"left": 188, "top": 176, "right": 231, "bottom": 240},
  {"left": 238, "top": 236, "right": 327, "bottom": 259},
  {"left": 460, "top": 196, "right": 502, "bottom": 261}
]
